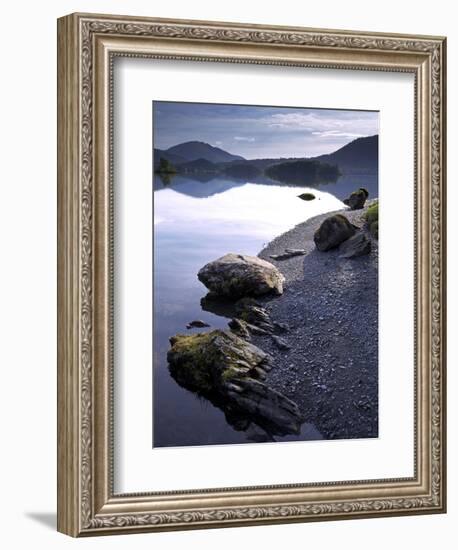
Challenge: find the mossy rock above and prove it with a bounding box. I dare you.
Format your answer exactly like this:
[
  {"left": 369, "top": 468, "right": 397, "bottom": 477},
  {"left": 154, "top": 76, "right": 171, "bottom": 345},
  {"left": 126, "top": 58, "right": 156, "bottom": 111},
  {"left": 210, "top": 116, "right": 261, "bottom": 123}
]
[
  {"left": 369, "top": 220, "right": 378, "bottom": 239},
  {"left": 167, "top": 329, "right": 304, "bottom": 436},
  {"left": 198, "top": 253, "right": 285, "bottom": 298},
  {"left": 314, "top": 214, "right": 356, "bottom": 251},
  {"left": 297, "top": 192, "right": 316, "bottom": 201},
  {"left": 343, "top": 188, "right": 369, "bottom": 210},
  {"left": 365, "top": 201, "right": 379, "bottom": 224},
  {"left": 167, "top": 330, "right": 269, "bottom": 394},
  {"left": 364, "top": 201, "right": 379, "bottom": 239}
]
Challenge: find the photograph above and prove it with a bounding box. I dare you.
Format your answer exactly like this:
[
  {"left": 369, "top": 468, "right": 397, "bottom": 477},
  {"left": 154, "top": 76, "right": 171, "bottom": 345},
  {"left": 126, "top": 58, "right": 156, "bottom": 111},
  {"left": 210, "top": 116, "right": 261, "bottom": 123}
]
[
  {"left": 152, "top": 101, "right": 379, "bottom": 448},
  {"left": 55, "top": 11, "right": 446, "bottom": 537}
]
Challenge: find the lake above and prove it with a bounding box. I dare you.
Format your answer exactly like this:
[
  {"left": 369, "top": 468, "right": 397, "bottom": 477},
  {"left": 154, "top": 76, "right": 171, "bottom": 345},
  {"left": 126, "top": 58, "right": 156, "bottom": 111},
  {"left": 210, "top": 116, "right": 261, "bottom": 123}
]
[{"left": 153, "top": 173, "right": 378, "bottom": 447}]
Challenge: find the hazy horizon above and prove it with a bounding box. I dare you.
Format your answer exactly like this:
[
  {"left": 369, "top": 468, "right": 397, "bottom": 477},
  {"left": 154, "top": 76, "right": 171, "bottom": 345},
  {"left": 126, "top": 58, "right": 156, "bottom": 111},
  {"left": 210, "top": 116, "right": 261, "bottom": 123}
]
[{"left": 153, "top": 101, "right": 379, "bottom": 160}]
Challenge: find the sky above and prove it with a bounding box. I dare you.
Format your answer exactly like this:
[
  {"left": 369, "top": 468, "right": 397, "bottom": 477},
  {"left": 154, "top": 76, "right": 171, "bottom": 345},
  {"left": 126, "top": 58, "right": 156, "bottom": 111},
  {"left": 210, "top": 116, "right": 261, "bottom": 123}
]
[{"left": 153, "top": 101, "right": 379, "bottom": 159}]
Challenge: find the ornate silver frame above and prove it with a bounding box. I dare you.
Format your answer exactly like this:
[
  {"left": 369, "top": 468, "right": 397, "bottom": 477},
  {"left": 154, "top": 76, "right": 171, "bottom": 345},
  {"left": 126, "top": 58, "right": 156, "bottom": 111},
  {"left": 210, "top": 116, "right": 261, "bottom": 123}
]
[{"left": 57, "top": 13, "right": 446, "bottom": 536}]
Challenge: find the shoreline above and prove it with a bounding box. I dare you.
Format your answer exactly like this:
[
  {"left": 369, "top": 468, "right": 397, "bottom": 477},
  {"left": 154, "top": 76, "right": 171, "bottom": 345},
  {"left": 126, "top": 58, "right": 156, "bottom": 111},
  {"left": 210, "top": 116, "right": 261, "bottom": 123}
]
[{"left": 252, "top": 201, "right": 379, "bottom": 440}]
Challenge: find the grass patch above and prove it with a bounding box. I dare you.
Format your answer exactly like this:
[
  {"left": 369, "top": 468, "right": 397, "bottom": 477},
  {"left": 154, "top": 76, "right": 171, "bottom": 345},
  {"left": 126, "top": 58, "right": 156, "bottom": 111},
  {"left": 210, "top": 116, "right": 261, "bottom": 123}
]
[{"left": 364, "top": 201, "right": 379, "bottom": 239}]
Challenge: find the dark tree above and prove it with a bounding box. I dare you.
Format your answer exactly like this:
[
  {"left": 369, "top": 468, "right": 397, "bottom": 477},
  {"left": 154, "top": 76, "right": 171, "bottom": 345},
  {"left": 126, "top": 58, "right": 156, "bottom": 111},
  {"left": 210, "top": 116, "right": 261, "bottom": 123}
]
[{"left": 156, "top": 157, "right": 177, "bottom": 174}]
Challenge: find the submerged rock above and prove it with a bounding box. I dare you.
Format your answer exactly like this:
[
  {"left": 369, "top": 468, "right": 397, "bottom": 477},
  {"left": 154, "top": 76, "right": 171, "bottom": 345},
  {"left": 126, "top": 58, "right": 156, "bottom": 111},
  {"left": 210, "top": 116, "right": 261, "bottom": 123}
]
[
  {"left": 198, "top": 253, "right": 285, "bottom": 299},
  {"left": 339, "top": 232, "right": 371, "bottom": 258},
  {"left": 186, "top": 319, "right": 210, "bottom": 329},
  {"left": 343, "top": 188, "right": 369, "bottom": 210},
  {"left": 314, "top": 214, "right": 356, "bottom": 251},
  {"left": 167, "top": 330, "right": 303, "bottom": 435}
]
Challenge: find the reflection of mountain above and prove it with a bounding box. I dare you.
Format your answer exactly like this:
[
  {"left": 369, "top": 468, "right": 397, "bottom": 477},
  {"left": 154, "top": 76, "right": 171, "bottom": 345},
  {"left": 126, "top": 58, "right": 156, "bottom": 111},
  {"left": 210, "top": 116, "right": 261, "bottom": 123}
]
[
  {"left": 153, "top": 175, "right": 246, "bottom": 198},
  {"left": 153, "top": 135, "right": 379, "bottom": 198}
]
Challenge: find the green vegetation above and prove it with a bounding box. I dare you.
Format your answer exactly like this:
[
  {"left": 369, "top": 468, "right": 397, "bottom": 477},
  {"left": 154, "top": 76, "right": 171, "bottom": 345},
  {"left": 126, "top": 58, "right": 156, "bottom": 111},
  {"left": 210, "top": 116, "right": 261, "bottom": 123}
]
[
  {"left": 155, "top": 157, "right": 177, "bottom": 174},
  {"left": 167, "top": 332, "right": 215, "bottom": 393},
  {"left": 364, "top": 201, "right": 379, "bottom": 239},
  {"left": 167, "top": 330, "right": 265, "bottom": 396}
]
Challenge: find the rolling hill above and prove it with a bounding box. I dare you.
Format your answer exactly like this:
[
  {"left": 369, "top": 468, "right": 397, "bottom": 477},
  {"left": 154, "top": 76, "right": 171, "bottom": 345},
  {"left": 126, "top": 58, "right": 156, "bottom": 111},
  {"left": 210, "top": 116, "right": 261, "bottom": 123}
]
[
  {"left": 164, "top": 141, "right": 245, "bottom": 163},
  {"left": 312, "top": 135, "right": 378, "bottom": 174},
  {"left": 154, "top": 135, "right": 379, "bottom": 178}
]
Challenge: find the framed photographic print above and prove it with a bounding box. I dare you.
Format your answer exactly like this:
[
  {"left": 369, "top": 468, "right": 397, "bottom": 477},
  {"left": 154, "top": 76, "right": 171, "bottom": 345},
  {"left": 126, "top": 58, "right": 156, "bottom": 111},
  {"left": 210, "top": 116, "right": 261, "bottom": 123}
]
[{"left": 57, "top": 13, "right": 446, "bottom": 536}]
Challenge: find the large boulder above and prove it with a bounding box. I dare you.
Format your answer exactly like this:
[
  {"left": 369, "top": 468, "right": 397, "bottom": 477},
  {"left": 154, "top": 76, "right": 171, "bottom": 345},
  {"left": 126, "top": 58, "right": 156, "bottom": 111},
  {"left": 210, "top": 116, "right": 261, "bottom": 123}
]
[
  {"left": 339, "top": 231, "right": 371, "bottom": 258},
  {"left": 198, "top": 253, "right": 285, "bottom": 298},
  {"left": 343, "top": 188, "right": 369, "bottom": 210},
  {"left": 167, "top": 330, "right": 303, "bottom": 435},
  {"left": 314, "top": 214, "right": 356, "bottom": 251}
]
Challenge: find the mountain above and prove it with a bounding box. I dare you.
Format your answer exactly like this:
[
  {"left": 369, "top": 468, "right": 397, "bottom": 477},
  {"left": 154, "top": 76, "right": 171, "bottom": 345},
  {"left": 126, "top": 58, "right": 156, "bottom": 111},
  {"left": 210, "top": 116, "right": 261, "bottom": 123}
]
[
  {"left": 154, "top": 135, "right": 378, "bottom": 185},
  {"left": 164, "top": 141, "right": 245, "bottom": 163},
  {"left": 312, "top": 135, "right": 378, "bottom": 174}
]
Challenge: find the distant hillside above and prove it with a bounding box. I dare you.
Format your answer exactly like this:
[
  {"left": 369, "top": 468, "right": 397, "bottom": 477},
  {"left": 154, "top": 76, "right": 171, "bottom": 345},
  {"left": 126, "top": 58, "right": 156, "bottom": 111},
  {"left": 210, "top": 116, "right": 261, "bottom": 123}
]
[
  {"left": 153, "top": 135, "right": 378, "bottom": 181},
  {"left": 222, "top": 162, "right": 262, "bottom": 179},
  {"left": 165, "top": 141, "right": 245, "bottom": 163},
  {"left": 153, "top": 149, "right": 187, "bottom": 169},
  {"left": 176, "top": 158, "right": 218, "bottom": 173},
  {"left": 312, "top": 135, "right": 378, "bottom": 174},
  {"left": 266, "top": 159, "right": 340, "bottom": 185}
]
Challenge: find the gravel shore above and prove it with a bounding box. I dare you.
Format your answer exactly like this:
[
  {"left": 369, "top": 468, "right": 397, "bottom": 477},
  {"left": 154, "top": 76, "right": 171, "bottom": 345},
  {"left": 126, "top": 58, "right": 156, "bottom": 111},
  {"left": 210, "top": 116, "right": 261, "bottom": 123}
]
[{"left": 252, "top": 201, "right": 378, "bottom": 440}]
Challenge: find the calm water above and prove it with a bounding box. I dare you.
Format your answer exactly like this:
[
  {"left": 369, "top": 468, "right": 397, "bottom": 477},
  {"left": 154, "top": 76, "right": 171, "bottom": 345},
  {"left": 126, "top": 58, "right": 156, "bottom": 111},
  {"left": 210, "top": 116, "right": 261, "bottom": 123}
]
[{"left": 153, "top": 173, "right": 378, "bottom": 447}]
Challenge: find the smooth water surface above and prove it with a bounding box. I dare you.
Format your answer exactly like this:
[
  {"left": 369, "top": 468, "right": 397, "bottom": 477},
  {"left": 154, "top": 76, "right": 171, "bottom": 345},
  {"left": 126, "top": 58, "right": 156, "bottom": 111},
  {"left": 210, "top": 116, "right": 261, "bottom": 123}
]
[{"left": 153, "top": 174, "right": 378, "bottom": 447}]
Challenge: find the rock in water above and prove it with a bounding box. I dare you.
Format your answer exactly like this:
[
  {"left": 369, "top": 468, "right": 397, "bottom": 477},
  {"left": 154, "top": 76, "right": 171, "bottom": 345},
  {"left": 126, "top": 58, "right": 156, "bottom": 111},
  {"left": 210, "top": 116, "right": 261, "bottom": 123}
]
[
  {"left": 297, "top": 192, "right": 316, "bottom": 201},
  {"left": 186, "top": 320, "right": 210, "bottom": 329},
  {"left": 343, "top": 188, "right": 369, "bottom": 210},
  {"left": 198, "top": 253, "right": 285, "bottom": 298},
  {"left": 314, "top": 214, "right": 356, "bottom": 251},
  {"left": 167, "top": 330, "right": 303, "bottom": 435},
  {"left": 339, "top": 232, "right": 371, "bottom": 258}
]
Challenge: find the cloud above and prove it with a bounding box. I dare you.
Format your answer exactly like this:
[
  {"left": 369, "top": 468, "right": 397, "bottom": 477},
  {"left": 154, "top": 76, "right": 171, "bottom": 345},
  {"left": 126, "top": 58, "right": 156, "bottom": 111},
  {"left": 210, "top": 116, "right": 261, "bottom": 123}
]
[
  {"left": 311, "top": 130, "right": 366, "bottom": 139},
  {"left": 234, "top": 136, "right": 256, "bottom": 142},
  {"left": 153, "top": 102, "right": 379, "bottom": 158},
  {"left": 267, "top": 112, "right": 377, "bottom": 137}
]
